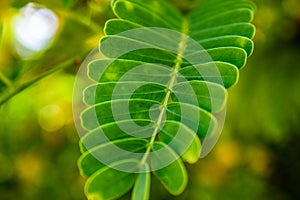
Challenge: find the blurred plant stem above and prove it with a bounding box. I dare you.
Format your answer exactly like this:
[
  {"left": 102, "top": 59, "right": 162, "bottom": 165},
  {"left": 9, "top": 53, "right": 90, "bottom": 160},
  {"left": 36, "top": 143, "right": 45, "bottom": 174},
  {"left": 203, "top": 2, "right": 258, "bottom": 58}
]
[
  {"left": 0, "top": 55, "right": 83, "bottom": 106},
  {"left": 0, "top": 72, "right": 14, "bottom": 89}
]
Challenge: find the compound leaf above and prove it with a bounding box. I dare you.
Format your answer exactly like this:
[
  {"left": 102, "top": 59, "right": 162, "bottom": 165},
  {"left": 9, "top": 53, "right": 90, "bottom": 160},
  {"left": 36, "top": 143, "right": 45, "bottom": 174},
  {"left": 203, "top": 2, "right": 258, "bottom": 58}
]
[{"left": 78, "top": 0, "right": 256, "bottom": 199}]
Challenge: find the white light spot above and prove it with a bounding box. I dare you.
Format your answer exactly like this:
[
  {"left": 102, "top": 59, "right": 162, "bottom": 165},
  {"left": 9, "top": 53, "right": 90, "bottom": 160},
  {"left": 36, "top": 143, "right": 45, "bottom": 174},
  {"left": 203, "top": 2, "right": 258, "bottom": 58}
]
[{"left": 12, "top": 3, "right": 59, "bottom": 57}]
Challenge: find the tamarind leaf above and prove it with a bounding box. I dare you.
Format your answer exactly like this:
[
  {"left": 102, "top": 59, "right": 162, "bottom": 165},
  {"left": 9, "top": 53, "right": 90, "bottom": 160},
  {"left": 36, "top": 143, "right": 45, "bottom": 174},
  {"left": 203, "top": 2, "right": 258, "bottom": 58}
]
[{"left": 77, "top": 0, "right": 255, "bottom": 199}]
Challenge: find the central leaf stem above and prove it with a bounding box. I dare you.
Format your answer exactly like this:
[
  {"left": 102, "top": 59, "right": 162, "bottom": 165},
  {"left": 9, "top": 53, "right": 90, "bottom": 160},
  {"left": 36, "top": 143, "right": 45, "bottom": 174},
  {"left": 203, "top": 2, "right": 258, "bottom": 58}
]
[{"left": 139, "top": 18, "right": 189, "bottom": 169}]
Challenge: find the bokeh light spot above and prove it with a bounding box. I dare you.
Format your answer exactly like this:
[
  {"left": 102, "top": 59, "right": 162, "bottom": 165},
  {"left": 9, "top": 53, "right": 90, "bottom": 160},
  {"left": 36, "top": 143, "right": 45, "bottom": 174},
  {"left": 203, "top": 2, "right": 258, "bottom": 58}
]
[
  {"left": 11, "top": 3, "right": 59, "bottom": 57},
  {"left": 15, "top": 153, "right": 43, "bottom": 184},
  {"left": 38, "top": 104, "right": 66, "bottom": 132}
]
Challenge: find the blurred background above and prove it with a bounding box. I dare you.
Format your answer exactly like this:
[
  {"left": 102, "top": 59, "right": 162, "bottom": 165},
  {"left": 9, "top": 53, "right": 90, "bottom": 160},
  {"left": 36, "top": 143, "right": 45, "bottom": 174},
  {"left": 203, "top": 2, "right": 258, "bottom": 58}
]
[{"left": 0, "top": 0, "right": 299, "bottom": 199}]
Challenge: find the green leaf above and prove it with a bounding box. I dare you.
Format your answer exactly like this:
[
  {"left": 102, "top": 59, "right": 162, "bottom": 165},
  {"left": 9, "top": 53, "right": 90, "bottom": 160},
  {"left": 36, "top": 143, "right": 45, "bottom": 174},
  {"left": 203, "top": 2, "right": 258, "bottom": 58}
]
[
  {"left": 199, "top": 36, "right": 254, "bottom": 56},
  {"left": 159, "top": 118, "right": 202, "bottom": 164},
  {"left": 190, "top": 23, "right": 255, "bottom": 41},
  {"left": 185, "top": 47, "right": 248, "bottom": 69},
  {"left": 104, "top": 19, "right": 143, "bottom": 35},
  {"left": 80, "top": 130, "right": 147, "bottom": 156},
  {"left": 179, "top": 62, "right": 239, "bottom": 88},
  {"left": 79, "top": 138, "right": 148, "bottom": 177},
  {"left": 166, "top": 102, "right": 218, "bottom": 139},
  {"left": 189, "top": 0, "right": 255, "bottom": 19},
  {"left": 151, "top": 142, "right": 188, "bottom": 195},
  {"left": 84, "top": 159, "right": 139, "bottom": 200},
  {"left": 99, "top": 36, "right": 178, "bottom": 66},
  {"left": 181, "top": 136, "right": 201, "bottom": 164},
  {"left": 78, "top": 0, "right": 256, "bottom": 199},
  {"left": 158, "top": 120, "right": 200, "bottom": 163},
  {"left": 81, "top": 99, "right": 159, "bottom": 130},
  {"left": 112, "top": 0, "right": 182, "bottom": 30},
  {"left": 131, "top": 163, "right": 151, "bottom": 200},
  {"left": 83, "top": 82, "right": 166, "bottom": 105},
  {"left": 190, "top": 8, "right": 254, "bottom": 29},
  {"left": 171, "top": 80, "right": 227, "bottom": 112}
]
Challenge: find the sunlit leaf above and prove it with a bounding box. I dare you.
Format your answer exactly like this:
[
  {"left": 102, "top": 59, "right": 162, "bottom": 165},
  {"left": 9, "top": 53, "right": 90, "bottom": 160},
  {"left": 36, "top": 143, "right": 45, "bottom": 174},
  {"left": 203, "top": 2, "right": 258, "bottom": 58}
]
[
  {"left": 84, "top": 159, "right": 139, "bottom": 200},
  {"left": 78, "top": 0, "right": 255, "bottom": 199},
  {"left": 151, "top": 142, "right": 188, "bottom": 195}
]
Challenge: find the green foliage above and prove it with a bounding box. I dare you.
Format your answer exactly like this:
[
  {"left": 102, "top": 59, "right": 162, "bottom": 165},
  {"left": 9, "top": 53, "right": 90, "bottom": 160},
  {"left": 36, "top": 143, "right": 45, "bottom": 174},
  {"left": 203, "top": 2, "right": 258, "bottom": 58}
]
[
  {"left": 2, "top": 0, "right": 300, "bottom": 199},
  {"left": 78, "top": 0, "right": 255, "bottom": 199}
]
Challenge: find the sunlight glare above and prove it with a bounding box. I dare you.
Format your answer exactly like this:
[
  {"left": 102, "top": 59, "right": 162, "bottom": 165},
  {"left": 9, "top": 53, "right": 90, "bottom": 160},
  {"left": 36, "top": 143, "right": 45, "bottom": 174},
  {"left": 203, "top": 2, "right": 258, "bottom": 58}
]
[{"left": 12, "top": 3, "right": 59, "bottom": 57}]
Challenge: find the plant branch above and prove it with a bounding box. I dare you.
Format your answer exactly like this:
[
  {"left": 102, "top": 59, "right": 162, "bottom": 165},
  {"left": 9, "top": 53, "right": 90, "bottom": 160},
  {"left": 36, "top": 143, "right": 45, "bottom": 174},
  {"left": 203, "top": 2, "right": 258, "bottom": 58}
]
[
  {"left": 0, "top": 72, "right": 14, "bottom": 89},
  {"left": 0, "top": 57, "right": 79, "bottom": 106}
]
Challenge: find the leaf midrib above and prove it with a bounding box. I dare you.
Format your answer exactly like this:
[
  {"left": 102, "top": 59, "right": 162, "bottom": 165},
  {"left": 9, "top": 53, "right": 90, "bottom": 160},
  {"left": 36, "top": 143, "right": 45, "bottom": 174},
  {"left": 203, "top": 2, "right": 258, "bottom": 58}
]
[{"left": 138, "top": 18, "right": 190, "bottom": 169}]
